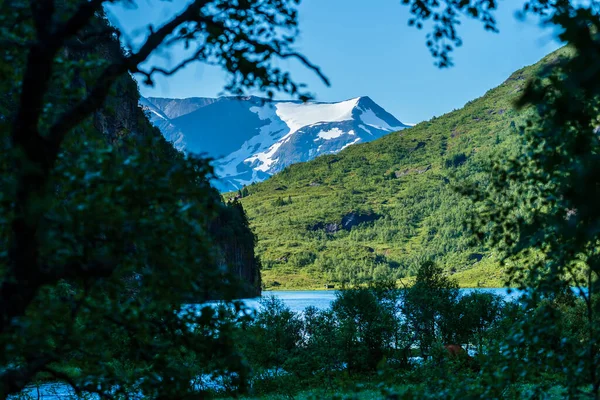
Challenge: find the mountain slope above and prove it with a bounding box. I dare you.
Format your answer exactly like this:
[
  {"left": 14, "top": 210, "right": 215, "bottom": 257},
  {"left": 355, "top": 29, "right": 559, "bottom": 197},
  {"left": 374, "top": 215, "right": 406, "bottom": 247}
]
[
  {"left": 237, "top": 49, "right": 567, "bottom": 290},
  {"left": 141, "top": 96, "right": 408, "bottom": 192}
]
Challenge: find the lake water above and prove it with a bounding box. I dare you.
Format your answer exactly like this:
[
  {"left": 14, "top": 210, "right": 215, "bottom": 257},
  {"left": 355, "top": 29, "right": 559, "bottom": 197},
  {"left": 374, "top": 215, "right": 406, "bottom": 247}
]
[
  {"left": 241, "top": 288, "right": 522, "bottom": 313},
  {"left": 14, "top": 288, "right": 520, "bottom": 399}
]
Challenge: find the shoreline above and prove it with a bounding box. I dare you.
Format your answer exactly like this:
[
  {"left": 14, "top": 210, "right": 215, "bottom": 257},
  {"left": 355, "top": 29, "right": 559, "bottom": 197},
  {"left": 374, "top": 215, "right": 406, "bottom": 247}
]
[
  {"left": 262, "top": 287, "right": 514, "bottom": 292},
  {"left": 262, "top": 286, "right": 516, "bottom": 291}
]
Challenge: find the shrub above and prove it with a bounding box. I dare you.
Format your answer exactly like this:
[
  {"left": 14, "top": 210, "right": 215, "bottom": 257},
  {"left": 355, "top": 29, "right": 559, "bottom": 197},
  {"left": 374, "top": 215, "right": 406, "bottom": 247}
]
[
  {"left": 332, "top": 281, "right": 401, "bottom": 372},
  {"left": 243, "top": 296, "right": 303, "bottom": 377}
]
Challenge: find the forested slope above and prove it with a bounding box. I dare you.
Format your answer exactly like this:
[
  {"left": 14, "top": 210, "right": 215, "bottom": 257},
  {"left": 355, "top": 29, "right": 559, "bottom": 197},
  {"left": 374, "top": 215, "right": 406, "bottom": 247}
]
[{"left": 239, "top": 49, "right": 569, "bottom": 290}]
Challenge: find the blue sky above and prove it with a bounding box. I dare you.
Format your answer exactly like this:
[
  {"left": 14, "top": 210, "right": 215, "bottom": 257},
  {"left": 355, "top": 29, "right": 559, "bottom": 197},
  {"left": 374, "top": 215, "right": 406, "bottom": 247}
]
[{"left": 107, "top": 0, "right": 561, "bottom": 124}]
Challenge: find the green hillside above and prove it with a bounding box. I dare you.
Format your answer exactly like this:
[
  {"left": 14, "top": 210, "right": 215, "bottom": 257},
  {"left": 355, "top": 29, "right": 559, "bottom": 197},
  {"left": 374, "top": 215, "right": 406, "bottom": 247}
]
[{"left": 237, "top": 49, "right": 568, "bottom": 290}]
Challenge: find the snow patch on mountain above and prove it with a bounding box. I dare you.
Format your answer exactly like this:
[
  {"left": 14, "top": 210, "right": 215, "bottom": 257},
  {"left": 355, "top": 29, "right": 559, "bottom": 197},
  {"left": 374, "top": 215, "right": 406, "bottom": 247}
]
[
  {"left": 140, "top": 96, "right": 409, "bottom": 192},
  {"left": 217, "top": 102, "right": 288, "bottom": 176},
  {"left": 340, "top": 138, "right": 361, "bottom": 151},
  {"left": 358, "top": 108, "right": 400, "bottom": 131},
  {"left": 274, "top": 97, "right": 360, "bottom": 135},
  {"left": 316, "top": 128, "right": 348, "bottom": 140}
]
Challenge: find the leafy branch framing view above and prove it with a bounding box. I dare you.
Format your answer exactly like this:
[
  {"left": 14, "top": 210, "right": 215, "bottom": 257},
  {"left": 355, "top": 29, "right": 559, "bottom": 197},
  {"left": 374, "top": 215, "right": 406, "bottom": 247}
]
[{"left": 2, "top": 0, "right": 600, "bottom": 398}]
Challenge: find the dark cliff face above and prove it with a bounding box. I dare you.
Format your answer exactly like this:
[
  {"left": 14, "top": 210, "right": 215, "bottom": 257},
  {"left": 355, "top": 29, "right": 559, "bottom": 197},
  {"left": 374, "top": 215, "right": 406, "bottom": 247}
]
[
  {"left": 210, "top": 201, "right": 262, "bottom": 298},
  {"left": 4, "top": 12, "right": 261, "bottom": 299},
  {"left": 91, "top": 38, "right": 261, "bottom": 299}
]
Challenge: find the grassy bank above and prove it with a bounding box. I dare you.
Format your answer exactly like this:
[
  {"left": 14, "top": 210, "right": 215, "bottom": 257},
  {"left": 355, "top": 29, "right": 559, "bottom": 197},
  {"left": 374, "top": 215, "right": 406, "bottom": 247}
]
[{"left": 261, "top": 261, "right": 505, "bottom": 290}]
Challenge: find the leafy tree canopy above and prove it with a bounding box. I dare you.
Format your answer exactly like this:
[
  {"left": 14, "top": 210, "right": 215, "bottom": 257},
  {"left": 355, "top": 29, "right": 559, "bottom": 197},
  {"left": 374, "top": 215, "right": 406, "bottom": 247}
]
[
  {"left": 0, "top": 0, "right": 326, "bottom": 397},
  {"left": 460, "top": 0, "right": 600, "bottom": 396}
]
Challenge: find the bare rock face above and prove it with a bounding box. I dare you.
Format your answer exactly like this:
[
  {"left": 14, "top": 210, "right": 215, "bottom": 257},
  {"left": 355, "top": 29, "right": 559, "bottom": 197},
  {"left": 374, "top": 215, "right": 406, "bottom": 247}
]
[
  {"left": 307, "top": 211, "right": 381, "bottom": 234},
  {"left": 341, "top": 211, "right": 381, "bottom": 231},
  {"left": 306, "top": 222, "right": 341, "bottom": 233}
]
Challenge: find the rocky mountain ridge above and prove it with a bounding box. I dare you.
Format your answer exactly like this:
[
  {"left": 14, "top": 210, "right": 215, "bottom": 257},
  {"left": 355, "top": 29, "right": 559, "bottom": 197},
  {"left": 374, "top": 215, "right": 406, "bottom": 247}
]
[{"left": 141, "top": 95, "right": 408, "bottom": 192}]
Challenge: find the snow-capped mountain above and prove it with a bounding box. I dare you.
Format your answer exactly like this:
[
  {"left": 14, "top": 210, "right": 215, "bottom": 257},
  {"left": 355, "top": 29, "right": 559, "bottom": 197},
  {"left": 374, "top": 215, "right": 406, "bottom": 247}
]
[{"left": 140, "top": 95, "right": 409, "bottom": 192}]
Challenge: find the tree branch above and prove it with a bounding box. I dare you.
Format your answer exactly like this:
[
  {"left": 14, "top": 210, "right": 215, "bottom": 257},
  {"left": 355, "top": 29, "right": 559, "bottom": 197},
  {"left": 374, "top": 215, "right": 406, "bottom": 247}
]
[
  {"left": 279, "top": 51, "right": 329, "bottom": 87},
  {"left": 200, "top": 16, "right": 330, "bottom": 87},
  {"left": 47, "top": 0, "right": 210, "bottom": 149},
  {"left": 29, "top": 0, "right": 55, "bottom": 39},
  {"left": 137, "top": 46, "right": 209, "bottom": 82},
  {"left": 3, "top": 0, "right": 203, "bottom": 334}
]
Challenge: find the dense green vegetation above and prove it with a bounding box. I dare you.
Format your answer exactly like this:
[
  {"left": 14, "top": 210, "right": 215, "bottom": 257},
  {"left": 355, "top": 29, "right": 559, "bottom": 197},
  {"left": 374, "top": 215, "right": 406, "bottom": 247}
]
[
  {"left": 0, "top": 0, "right": 325, "bottom": 397},
  {"left": 209, "top": 262, "right": 591, "bottom": 399},
  {"left": 5, "top": 0, "right": 600, "bottom": 396},
  {"left": 239, "top": 50, "right": 570, "bottom": 290}
]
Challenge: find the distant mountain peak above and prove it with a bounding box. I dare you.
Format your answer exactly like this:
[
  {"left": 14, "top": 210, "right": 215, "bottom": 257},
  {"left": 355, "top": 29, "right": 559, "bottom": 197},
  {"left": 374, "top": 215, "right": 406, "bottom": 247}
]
[{"left": 140, "top": 95, "right": 408, "bottom": 192}]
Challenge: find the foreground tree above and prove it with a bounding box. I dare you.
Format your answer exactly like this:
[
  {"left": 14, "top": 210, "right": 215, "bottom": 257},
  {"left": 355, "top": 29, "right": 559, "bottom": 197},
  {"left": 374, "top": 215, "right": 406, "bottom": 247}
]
[
  {"left": 332, "top": 281, "right": 400, "bottom": 372},
  {"left": 0, "top": 0, "right": 326, "bottom": 398},
  {"left": 456, "top": 1, "right": 600, "bottom": 397},
  {"left": 396, "top": 0, "right": 600, "bottom": 395},
  {"left": 401, "top": 261, "right": 459, "bottom": 359}
]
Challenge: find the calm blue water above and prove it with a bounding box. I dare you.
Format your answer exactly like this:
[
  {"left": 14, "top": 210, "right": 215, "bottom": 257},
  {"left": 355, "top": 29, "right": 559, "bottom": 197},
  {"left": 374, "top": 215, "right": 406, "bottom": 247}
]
[{"left": 241, "top": 288, "right": 522, "bottom": 313}]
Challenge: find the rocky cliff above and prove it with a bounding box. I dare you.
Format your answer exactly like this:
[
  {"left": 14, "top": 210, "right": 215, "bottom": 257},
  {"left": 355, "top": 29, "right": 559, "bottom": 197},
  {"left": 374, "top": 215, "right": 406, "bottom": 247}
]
[
  {"left": 3, "top": 12, "right": 261, "bottom": 298},
  {"left": 95, "top": 42, "right": 261, "bottom": 298}
]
